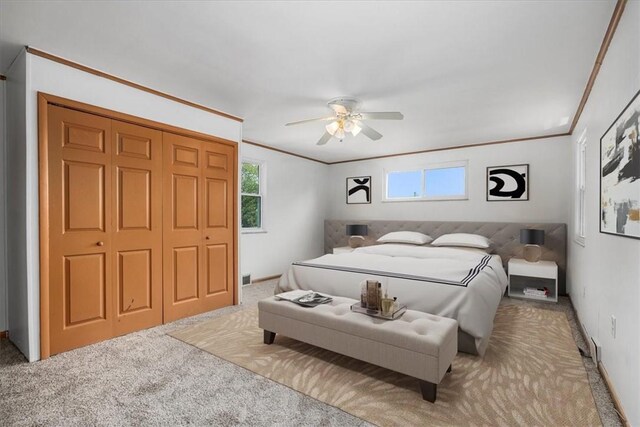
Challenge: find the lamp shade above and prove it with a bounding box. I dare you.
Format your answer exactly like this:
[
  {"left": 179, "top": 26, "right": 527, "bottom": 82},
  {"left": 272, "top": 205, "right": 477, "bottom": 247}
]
[
  {"left": 520, "top": 229, "right": 545, "bottom": 245},
  {"left": 346, "top": 224, "right": 368, "bottom": 236}
]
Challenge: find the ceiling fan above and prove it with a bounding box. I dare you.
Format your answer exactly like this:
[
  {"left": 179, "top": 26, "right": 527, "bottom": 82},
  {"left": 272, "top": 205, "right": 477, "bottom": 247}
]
[{"left": 285, "top": 97, "right": 404, "bottom": 145}]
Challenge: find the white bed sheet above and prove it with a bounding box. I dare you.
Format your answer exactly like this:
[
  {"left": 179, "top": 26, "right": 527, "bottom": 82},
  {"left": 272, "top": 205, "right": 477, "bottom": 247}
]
[{"left": 275, "top": 244, "right": 508, "bottom": 355}]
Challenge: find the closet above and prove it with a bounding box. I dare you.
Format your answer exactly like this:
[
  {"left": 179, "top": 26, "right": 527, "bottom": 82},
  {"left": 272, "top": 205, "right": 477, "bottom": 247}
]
[{"left": 42, "top": 98, "right": 237, "bottom": 357}]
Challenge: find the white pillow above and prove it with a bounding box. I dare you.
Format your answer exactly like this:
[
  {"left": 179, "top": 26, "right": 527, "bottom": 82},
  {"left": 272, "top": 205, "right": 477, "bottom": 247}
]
[
  {"left": 431, "top": 233, "right": 491, "bottom": 249},
  {"left": 377, "top": 231, "right": 433, "bottom": 245}
]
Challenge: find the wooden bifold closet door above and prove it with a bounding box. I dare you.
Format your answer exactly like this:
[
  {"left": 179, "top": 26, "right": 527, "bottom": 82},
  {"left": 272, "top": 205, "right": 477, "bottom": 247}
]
[
  {"left": 48, "top": 106, "right": 163, "bottom": 354},
  {"left": 45, "top": 101, "right": 236, "bottom": 356},
  {"left": 162, "top": 133, "right": 235, "bottom": 322}
]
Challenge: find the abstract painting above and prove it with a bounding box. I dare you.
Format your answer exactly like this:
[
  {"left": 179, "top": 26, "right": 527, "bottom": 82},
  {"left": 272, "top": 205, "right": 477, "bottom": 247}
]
[
  {"left": 486, "top": 164, "right": 529, "bottom": 201},
  {"left": 600, "top": 89, "right": 640, "bottom": 239},
  {"left": 346, "top": 176, "right": 371, "bottom": 204}
]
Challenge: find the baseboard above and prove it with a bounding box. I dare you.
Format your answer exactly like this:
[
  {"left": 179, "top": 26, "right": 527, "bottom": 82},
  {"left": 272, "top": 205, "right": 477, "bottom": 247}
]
[
  {"left": 0, "top": 330, "right": 8, "bottom": 339},
  {"left": 567, "top": 294, "right": 592, "bottom": 356},
  {"left": 251, "top": 274, "right": 282, "bottom": 284},
  {"left": 597, "top": 362, "right": 630, "bottom": 426},
  {"left": 567, "top": 294, "right": 629, "bottom": 426}
]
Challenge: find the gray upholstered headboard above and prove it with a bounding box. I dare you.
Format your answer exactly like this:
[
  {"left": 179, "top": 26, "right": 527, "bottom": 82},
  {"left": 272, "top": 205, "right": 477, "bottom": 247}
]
[{"left": 324, "top": 220, "right": 567, "bottom": 295}]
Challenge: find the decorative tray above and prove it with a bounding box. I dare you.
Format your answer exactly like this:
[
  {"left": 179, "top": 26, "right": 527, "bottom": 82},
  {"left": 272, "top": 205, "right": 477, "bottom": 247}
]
[{"left": 350, "top": 302, "right": 407, "bottom": 320}]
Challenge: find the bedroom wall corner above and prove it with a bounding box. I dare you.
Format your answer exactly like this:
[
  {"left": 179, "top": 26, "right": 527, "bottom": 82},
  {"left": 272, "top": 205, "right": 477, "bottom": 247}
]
[
  {"left": 240, "top": 143, "right": 329, "bottom": 282},
  {"left": 567, "top": 1, "right": 640, "bottom": 424},
  {"left": 0, "top": 77, "right": 8, "bottom": 334},
  {"left": 5, "top": 48, "right": 31, "bottom": 358}
]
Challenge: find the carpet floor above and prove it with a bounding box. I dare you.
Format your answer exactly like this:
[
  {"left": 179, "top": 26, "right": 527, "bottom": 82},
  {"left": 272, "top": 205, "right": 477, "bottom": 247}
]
[
  {"left": 0, "top": 280, "right": 623, "bottom": 426},
  {"left": 169, "top": 304, "right": 599, "bottom": 426}
]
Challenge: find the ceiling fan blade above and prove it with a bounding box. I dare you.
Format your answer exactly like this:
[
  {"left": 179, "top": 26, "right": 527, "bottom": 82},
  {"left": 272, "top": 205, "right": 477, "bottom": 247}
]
[
  {"left": 316, "top": 131, "right": 333, "bottom": 146},
  {"left": 285, "top": 116, "right": 335, "bottom": 126},
  {"left": 357, "top": 121, "right": 383, "bottom": 141},
  {"left": 359, "top": 112, "right": 404, "bottom": 120}
]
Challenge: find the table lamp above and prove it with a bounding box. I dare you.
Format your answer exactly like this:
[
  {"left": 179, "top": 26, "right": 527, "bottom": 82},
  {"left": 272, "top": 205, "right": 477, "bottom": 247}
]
[
  {"left": 520, "top": 228, "right": 545, "bottom": 263},
  {"left": 346, "top": 224, "right": 368, "bottom": 248}
]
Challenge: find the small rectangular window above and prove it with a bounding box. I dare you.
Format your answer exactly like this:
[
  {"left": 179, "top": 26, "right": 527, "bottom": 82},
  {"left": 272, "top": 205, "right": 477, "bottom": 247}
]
[
  {"left": 384, "top": 162, "right": 468, "bottom": 201},
  {"left": 425, "top": 166, "right": 466, "bottom": 198},
  {"left": 241, "top": 160, "right": 265, "bottom": 230},
  {"left": 387, "top": 170, "right": 422, "bottom": 198}
]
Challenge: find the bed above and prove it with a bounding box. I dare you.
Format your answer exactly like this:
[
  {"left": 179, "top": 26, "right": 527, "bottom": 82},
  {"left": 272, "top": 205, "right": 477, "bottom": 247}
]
[{"left": 275, "top": 244, "right": 508, "bottom": 356}]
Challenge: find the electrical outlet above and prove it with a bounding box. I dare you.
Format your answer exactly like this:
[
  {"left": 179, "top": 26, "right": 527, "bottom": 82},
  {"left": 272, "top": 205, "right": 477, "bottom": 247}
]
[{"left": 610, "top": 315, "right": 616, "bottom": 339}]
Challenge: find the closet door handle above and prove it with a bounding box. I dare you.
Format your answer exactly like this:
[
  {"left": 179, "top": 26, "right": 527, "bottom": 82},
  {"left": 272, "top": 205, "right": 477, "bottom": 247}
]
[
  {"left": 96, "top": 241, "right": 104, "bottom": 247},
  {"left": 205, "top": 236, "right": 211, "bottom": 240}
]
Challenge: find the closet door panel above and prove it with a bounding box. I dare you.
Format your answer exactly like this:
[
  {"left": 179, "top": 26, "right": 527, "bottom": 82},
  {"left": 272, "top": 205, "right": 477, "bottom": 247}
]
[
  {"left": 201, "top": 141, "right": 235, "bottom": 308},
  {"left": 48, "top": 105, "right": 113, "bottom": 355},
  {"left": 163, "top": 133, "right": 204, "bottom": 322},
  {"left": 163, "top": 133, "right": 236, "bottom": 322},
  {"left": 112, "top": 121, "right": 163, "bottom": 335}
]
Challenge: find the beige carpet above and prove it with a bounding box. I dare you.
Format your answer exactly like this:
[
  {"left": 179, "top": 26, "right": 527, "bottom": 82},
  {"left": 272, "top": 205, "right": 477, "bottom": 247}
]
[{"left": 169, "top": 304, "right": 601, "bottom": 427}]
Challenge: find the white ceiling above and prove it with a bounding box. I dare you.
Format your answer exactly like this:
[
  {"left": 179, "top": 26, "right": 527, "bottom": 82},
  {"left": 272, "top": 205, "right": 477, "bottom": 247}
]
[{"left": 1, "top": 1, "right": 614, "bottom": 162}]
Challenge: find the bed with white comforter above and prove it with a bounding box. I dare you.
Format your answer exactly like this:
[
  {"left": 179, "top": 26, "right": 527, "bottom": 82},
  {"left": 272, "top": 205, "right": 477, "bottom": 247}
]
[{"left": 275, "top": 244, "right": 508, "bottom": 355}]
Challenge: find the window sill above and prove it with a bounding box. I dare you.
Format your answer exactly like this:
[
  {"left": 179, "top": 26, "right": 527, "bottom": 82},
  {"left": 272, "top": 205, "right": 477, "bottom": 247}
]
[
  {"left": 242, "top": 228, "right": 267, "bottom": 234},
  {"left": 382, "top": 196, "right": 468, "bottom": 203}
]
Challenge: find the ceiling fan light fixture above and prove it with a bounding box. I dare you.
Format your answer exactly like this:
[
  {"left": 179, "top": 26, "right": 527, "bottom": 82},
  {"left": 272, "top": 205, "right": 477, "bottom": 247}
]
[
  {"left": 351, "top": 122, "right": 362, "bottom": 136},
  {"left": 334, "top": 127, "right": 346, "bottom": 139},
  {"left": 343, "top": 120, "right": 354, "bottom": 132},
  {"left": 325, "top": 121, "right": 339, "bottom": 136}
]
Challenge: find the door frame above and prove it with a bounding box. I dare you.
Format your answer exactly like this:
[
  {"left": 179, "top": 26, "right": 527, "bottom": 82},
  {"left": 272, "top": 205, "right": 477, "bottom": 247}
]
[{"left": 37, "top": 92, "right": 239, "bottom": 359}]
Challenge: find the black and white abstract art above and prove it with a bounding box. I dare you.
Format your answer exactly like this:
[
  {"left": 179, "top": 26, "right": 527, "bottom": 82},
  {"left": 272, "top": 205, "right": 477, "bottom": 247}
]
[
  {"left": 600, "top": 89, "right": 640, "bottom": 240},
  {"left": 486, "top": 164, "right": 529, "bottom": 201},
  {"left": 346, "top": 176, "right": 371, "bottom": 204}
]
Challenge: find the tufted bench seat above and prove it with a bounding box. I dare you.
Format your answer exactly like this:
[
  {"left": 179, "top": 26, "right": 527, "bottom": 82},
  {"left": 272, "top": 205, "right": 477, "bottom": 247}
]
[{"left": 258, "top": 295, "right": 458, "bottom": 402}]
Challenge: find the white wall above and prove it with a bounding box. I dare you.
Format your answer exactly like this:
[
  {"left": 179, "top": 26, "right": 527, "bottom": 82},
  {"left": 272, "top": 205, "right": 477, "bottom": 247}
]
[
  {"left": 327, "top": 136, "right": 571, "bottom": 224},
  {"left": 567, "top": 2, "right": 640, "bottom": 424},
  {"left": 240, "top": 143, "right": 329, "bottom": 280},
  {"left": 0, "top": 79, "right": 7, "bottom": 333},
  {"left": 6, "top": 50, "right": 30, "bottom": 356},
  {"left": 6, "top": 51, "right": 242, "bottom": 361}
]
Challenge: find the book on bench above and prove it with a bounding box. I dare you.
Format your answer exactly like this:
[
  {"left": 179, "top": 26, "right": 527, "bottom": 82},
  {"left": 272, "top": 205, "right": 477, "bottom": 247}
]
[{"left": 275, "top": 290, "right": 333, "bottom": 307}]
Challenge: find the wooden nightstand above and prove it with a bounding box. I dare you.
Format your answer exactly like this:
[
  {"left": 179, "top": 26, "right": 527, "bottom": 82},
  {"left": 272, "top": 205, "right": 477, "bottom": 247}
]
[
  {"left": 508, "top": 258, "right": 558, "bottom": 303},
  {"left": 333, "top": 246, "right": 355, "bottom": 254}
]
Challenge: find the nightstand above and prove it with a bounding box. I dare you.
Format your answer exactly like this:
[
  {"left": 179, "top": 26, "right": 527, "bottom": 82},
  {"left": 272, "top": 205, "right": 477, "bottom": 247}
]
[
  {"left": 333, "top": 246, "right": 355, "bottom": 254},
  {"left": 508, "top": 258, "right": 558, "bottom": 303}
]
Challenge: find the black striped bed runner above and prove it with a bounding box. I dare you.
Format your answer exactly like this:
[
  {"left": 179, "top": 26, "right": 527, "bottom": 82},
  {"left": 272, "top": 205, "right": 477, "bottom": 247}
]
[{"left": 292, "top": 255, "right": 493, "bottom": 288}]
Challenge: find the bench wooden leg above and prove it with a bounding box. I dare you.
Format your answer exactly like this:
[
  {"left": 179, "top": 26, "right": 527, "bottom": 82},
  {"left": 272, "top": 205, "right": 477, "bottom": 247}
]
[
  {"left": 419, "top": 380, "right": 437, "bottom": 402},
  {"left": 263, "top": 330, "right": 276, "bottom": 344}
]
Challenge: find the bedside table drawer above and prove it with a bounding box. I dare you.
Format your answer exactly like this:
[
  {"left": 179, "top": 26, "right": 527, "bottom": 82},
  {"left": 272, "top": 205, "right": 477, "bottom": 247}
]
[
  {"left": 508, "top": 262, "right": 557, "bottom": 279},
  {"left": 333, "top": 246, "right": 355, "bottom": 254}
]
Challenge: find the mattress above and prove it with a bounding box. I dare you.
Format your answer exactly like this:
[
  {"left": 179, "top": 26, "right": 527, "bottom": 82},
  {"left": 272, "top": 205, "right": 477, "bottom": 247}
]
[{"left": 276, "top": 244, "right": 508, "bottom": 355}]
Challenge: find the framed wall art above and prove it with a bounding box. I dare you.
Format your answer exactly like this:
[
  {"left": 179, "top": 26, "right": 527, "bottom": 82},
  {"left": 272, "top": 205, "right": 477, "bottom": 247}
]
[
  {"left": 486, "top": 164, "right": 529, "bottom": 201},
  {"left": 600, "top": 89, "right": 640, "bottom": 240},
  {"left": 346, "top": 176, "right": 371, "bottom": 204}
]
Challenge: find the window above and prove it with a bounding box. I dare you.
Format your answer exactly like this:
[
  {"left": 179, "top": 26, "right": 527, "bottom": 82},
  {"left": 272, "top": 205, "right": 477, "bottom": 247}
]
[
  {"left": 575, "top": 131, "right": 587, "bottom": 246},
  {"left": 241, "top": 160, "right": 265, "bottom": 231},
  {"left": 384, "top": 162, "right": 468, "bottom": 201}
]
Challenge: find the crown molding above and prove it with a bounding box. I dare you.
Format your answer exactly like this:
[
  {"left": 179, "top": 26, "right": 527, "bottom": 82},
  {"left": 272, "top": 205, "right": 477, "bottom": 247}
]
[
  {"left": 569, "top": 0, "right": 627, "bottom": 134},
  {"left": 25, "top": 46, "right": 243, "bottom": 123},
  {"left": 242, "top": 139, "right": 330, "bottom": 165},
  {"left": 328, "top": 132, "right": 570, "bottom": 165}
]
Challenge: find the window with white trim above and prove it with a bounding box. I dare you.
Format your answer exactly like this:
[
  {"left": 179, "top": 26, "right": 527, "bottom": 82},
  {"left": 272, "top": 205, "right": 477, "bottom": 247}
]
[
  {"left": 384, "top": 161, "right": 468, "bottom": 201},
  {"left": 241, "top": 160, "right": 265, "bottom": 231},
  {"left": 575, "top": 131, "right": 587, "bottom": 245}
]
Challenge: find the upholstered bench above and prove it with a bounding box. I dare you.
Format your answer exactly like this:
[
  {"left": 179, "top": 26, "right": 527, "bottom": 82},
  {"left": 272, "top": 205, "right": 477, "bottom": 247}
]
[{"left": 258, "top": 295, "right": 458, "bottom": 402}]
